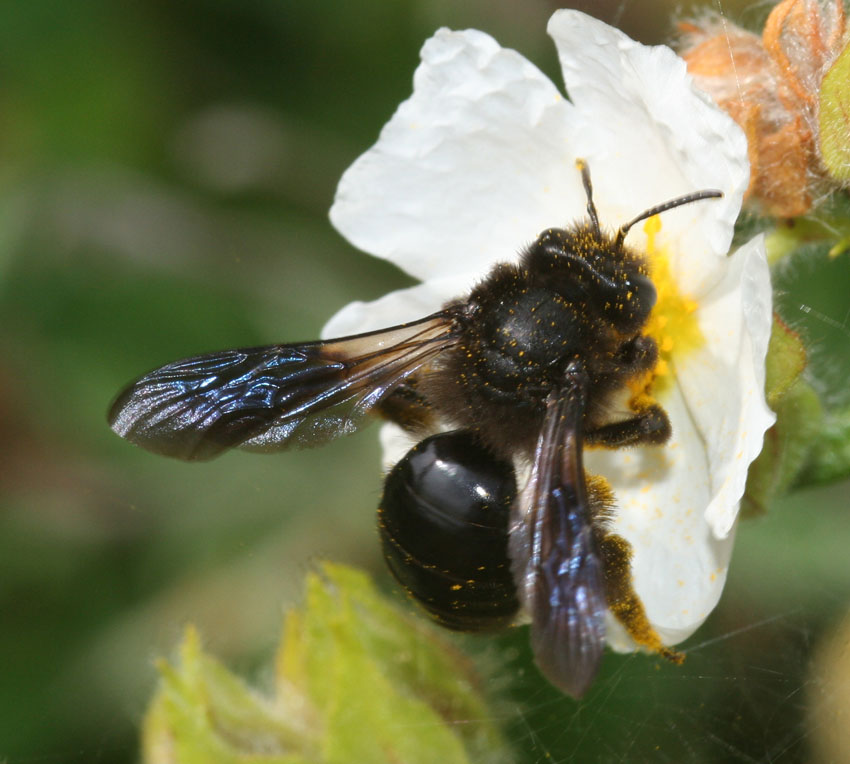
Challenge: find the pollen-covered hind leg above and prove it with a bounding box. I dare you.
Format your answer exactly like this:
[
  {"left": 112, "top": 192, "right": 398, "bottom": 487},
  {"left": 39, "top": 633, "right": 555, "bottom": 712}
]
[
  {"left": 597, "top": 532, "right": 684, "bottom": 664},
  {"left": 587, "top": 475, "right": 683, "bottom": 664}
]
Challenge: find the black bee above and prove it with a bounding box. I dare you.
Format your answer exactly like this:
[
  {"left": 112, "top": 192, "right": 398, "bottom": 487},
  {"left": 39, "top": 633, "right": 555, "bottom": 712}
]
[{"left": 109, "top": 161, "right": 719, "bottom": 697}]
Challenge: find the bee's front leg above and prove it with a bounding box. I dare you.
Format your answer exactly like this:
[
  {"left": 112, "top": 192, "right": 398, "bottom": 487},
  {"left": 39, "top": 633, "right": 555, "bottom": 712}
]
[{"left": 585, "top": 404, "right": 671, "bottom": 448}]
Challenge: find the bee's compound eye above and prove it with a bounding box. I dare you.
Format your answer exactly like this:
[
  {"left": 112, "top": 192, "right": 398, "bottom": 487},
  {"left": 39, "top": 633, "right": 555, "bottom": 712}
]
[
  {"left": 603, "top": 269, "right": 657, "bottom": 333},
  {"left": 627, "top": 271, "right": 657, "bottom": 320},
  {"left": 378, "top": 431, "right": 519, "bottom": 631}
]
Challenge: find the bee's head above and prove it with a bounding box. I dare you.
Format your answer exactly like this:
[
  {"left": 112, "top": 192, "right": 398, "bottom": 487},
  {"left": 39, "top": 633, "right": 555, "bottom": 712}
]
[
  {"left": 524, "top": 225, "right": 657, "bottom": 334},
  {"left": 527, "top": 160, "right": 722, "bottom": 334}
]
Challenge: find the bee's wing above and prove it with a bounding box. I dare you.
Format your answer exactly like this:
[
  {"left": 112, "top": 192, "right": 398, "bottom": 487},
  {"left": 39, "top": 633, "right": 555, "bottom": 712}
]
[
  {"left": 109, "top": 311, "right": 459, "bottom": 461},
  {"left": 509, "top": 375, "right": 607, "bottom": 698}
]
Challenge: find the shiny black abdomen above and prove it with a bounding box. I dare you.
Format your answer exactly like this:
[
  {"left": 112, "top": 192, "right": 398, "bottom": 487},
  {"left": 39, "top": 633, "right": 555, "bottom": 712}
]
[{"left": 378, "top": 431, "right": 519, "bottom": 631}]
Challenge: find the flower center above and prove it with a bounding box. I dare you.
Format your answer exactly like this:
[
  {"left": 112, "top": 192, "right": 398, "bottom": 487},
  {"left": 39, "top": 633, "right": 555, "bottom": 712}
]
[{"left": 636, "top": 215, "right": 704, "bottom": 396}]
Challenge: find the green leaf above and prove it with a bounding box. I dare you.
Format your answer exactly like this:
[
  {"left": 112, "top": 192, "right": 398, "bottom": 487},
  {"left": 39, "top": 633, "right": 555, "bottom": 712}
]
[
  {"left": 279, "top": 563, "right": 508, "bottom": 764},
  {"left": 763, "top": 314, "right": 807, "bottom": 408},
  {"left": 819, "top": 39, "right": 850, "bottom": 184},
  {"left": 142, "top": 566, "right": 510, "bottom": 764},
  {"left": 742, "top": 316, "right": 821, "bottom": 516},
  {"left": 743, "top": 378, "right": 824, "bottom": 516},
  {"left": 142, "top": 626, "right": 314, "bottom": 764}
]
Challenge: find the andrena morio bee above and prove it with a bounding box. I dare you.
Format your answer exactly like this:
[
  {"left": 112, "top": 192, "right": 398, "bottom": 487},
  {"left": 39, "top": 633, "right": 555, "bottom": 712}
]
[{"left": 109, "top": 161, "right": 720, "bottom": 698}]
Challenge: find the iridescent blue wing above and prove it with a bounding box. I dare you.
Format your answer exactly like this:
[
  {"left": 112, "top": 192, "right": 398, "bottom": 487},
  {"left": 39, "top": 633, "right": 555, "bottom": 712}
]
[
  {"left": 109, "top": 311, "right": 458, "bottom": 461},
  {"left": 509, "top": 369, "right": 607, "bottom": 697}
]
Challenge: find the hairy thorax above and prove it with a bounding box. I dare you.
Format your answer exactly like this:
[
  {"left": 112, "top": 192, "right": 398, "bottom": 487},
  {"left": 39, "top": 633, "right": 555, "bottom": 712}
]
[{"left": 424, "top": 252, "right": 654, "bottom": 457}]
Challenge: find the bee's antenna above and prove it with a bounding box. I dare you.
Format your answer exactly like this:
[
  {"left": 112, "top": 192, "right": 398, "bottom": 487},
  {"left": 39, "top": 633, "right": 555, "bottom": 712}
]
[
  {"left": 615, "top": 189, "right": 723, "bottom": 249},
  {"left": 575, "top": 159, "right": 601, "bottom": 237}
]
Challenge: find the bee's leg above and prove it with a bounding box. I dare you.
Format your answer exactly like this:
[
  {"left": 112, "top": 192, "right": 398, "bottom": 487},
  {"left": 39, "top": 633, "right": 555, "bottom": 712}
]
[
  {"left": 597, "top": 529, "right": 684, "bottom": 663},
  {"left": 586, "top": 475, "right": 683, "bottom": 663},
  {"left": 375, "top": 378, "right": 435, "bottom": 433},
  {"left": 585, "top": 404, "right": 671, "bottom": 448},
  {"left": 616, "top": 334, "right": 659, "bottom": 375},
  {"left": 588, "top": 332, "right": 671, "bottom": 447}
]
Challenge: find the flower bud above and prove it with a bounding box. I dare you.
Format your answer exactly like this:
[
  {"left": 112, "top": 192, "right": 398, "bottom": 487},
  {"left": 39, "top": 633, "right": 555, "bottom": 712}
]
[{"left": 679, "top": 0, "right": 847, "bottom": 217}]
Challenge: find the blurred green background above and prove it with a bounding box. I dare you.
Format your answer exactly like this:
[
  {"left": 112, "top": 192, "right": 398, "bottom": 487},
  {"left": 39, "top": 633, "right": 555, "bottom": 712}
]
[{"left": 2, "top": 0, "right": 849, "bottom": 762}]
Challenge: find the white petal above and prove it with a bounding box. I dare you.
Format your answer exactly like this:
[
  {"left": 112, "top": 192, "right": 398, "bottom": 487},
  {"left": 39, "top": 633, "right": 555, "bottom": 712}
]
[
  {"left": 330, "top": 27, "right": 583, "bottom": 282},
  {"left": 586, "top": 381, "right": 735, "bottom": 647},
  {"left": 673, "top": 235, "right": 775, "bottom": 538},
  {"left": 320, "top": 275, "right": 473, "bottom": 339},
  {"left": 547, "top": 10, "right": 748, "bottom": 295},
  {"left": 587, "top": 236, "right": 773, "bottom": 647}
]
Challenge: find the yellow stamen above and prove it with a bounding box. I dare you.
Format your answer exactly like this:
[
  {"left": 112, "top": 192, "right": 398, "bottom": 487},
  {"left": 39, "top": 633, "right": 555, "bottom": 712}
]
[{"left": 637, "top": 215, "right": 705, "bottom": 397}]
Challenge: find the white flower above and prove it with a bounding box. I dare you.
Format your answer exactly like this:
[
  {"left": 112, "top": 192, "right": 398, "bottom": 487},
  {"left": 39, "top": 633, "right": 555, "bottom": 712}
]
[{"left": 323, "top": 11, "right": 775, "bottom": 652}]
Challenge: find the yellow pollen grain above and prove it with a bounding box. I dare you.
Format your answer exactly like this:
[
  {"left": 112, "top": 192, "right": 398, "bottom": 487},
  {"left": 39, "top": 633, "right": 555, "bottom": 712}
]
[{"left": 641, "top": 215, "right": 705, "bottom": 395}]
